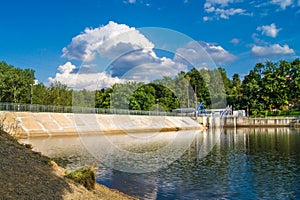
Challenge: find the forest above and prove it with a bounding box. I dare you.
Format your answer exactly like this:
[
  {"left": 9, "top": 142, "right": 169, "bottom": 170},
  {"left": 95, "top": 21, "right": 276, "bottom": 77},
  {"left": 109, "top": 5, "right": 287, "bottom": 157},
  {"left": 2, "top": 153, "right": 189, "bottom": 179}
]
[{"left": 0, "top": 59, "right": 299, "bottom": 116}]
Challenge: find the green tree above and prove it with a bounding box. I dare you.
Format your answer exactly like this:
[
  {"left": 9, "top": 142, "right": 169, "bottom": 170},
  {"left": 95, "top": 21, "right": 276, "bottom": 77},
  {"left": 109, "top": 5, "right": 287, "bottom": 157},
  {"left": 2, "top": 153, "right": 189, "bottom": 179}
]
[
  {"left": 240, "top": 67, "right": 263, "bottom": 116},
  {"left": 186, "top": 68, "right": 210, "bottom": 107},
  {"left": 130, "top": 84, "right": 156, "bottom": 110},
  {"left": 73, "top": 89, "right": 94, "bottom": 107},
  {"left": 110, "top": 82, "right": 143, "bottom": 109},
  {"left": 0, "top": 61, "right": 35, "bottom": 103},
  {"left": 48, "top": 82, "right": 72, "bottom": 106},
  {"left": 230, "top": 73, "right": 242, "bottom": 109},
  {"left": 95, "top": 88, "right": 112, "bottom": 109},
  {"left": 147, "top": 83, "right": 179, "bottom": 112},
  {"left": 208, "top": 68, "right": 227, "bottom": 109},
  {"left": 290, "top": 59, "right": 300, "bottom": 109},
  {"left": 32, "top": 83, "right": 49, "bottom": 105}
]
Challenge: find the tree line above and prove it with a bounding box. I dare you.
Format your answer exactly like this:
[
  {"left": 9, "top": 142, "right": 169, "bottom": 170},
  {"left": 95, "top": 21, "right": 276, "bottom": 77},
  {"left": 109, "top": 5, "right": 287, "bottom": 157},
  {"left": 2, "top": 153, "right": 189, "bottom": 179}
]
[{"left": 0, "top": 59, "right": 299, "bottom": 116}]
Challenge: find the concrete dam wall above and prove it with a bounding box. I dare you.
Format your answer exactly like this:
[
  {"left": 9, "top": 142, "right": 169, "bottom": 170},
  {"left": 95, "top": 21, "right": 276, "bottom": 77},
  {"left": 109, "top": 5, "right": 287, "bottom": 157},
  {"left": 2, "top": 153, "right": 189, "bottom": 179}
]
[
  {"left": 195, "top": 116, "right": 295, "bottom": 128},
  {"left": 0, "top": 112, "right": 203, "bottom": 138}
]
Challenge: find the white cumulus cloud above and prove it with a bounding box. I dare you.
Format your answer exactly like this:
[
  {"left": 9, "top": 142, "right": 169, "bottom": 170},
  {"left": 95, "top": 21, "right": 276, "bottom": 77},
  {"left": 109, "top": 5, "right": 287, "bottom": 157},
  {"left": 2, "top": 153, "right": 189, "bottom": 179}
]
[
  {"left": 61, "top": 21, "right": 191, "bottom": 84},
  {"left": 119, "top": 57, "right": 188, "bottom": 82},
  {"left": 251, "top": 44, "right": 295, "bottom": 57},
  {"left": 108, "top": 48, "right": 188, "bottom": 81},
  {"left": 257, "top": 23, "right": 281, "bottom": 38},
  {"left": 174, "top": 41, "right": 236, "bottom": 67},
  {"left": 48, "top": 62, "right": 124, "bottom": 90},
  {"left": 59, "top": 22, "right": 238, "bottom": 88},
  {"left": 62, "top": 21, "right": 154, "bottom": 62},
  {"left": 199, "top": 41, "right": 236, "bottom": 64}
]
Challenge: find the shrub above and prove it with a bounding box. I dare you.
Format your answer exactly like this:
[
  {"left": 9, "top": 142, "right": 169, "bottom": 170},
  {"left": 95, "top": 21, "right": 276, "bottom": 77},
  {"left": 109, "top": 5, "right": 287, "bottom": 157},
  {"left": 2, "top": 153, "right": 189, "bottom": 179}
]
[{"left": 65, "top": 165, "right": 96, "bottom": 190}]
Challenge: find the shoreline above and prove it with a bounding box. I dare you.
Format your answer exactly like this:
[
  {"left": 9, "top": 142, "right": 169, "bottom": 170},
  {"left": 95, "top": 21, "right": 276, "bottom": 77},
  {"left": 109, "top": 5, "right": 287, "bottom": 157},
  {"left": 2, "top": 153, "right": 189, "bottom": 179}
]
[{"left": 0, "top": 130, "right": 137, "bottom": 200}]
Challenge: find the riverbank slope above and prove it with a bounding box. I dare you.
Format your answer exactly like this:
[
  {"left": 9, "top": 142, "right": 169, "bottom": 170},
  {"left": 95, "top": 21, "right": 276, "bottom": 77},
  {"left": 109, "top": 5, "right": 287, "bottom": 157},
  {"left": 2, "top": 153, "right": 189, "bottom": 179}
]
[{"left": 0, "top": 130, "right": 136, "bottom": 200}]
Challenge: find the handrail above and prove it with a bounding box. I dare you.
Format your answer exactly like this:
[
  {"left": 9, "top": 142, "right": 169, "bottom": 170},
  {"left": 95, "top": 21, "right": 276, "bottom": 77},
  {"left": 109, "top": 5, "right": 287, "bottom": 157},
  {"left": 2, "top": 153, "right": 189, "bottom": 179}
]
[{"left": 0, "top": 102, "right": 193, "bottom": 117}]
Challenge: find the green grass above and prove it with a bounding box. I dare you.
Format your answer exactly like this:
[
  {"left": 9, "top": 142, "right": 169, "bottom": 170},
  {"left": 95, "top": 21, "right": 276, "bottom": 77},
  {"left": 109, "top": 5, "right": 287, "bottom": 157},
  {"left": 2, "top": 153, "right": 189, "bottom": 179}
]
[
  {"left": 64, "top": 165, "right": 96, "bottom": 190},
  {"left": 51, "top": 157, "right": 72, "bottom": 168},
  {"left": 250, "top": 110, "right": 300, "bottom": 118}
]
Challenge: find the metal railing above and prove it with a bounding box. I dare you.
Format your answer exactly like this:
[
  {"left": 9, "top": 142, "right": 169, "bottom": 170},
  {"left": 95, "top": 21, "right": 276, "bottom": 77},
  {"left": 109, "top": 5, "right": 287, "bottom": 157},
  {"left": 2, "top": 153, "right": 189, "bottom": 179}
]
[{"left": 0, "top": 102, "right": 193, "bottom": 116}]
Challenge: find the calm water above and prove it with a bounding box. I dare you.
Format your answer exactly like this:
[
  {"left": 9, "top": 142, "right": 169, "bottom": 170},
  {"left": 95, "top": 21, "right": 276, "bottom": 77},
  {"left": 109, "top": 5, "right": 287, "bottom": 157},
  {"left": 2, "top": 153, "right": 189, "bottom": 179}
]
[{"left": 22, "top": 128, "right": 300, "bottom": 199}]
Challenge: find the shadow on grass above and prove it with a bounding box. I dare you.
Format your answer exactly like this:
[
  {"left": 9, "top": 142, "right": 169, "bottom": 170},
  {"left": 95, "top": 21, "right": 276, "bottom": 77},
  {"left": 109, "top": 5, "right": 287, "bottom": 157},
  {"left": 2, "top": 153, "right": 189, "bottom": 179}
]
[{"left": 0, "top": 131, "right": 72, "bottom": 200}]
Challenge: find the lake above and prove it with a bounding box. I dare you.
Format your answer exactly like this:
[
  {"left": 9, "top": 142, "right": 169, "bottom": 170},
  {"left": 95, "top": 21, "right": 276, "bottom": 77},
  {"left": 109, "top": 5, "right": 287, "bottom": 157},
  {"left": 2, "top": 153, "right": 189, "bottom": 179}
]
[{"left": 22, "top": 127, "right": 300, "bottom": 199}]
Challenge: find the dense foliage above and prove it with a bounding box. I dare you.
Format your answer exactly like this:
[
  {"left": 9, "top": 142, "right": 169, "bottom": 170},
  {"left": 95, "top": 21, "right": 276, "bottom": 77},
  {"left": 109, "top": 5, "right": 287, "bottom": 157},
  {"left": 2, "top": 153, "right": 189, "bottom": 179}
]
[
  {"left": 1, "top": 59, "right": 299, "bottom": 116},
  {"left": 237, "top": 59, "right": 300, "bottom": 116},
  {"left": 0, "top": 61, "right": 35, "bottom": 103}
]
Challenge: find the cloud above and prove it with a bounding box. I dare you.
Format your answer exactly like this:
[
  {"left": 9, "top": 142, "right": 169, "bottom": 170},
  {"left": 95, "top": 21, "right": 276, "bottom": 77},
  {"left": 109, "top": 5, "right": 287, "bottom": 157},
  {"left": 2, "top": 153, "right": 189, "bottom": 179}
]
[
  {"left": 230, "top": 38, "right": 240, "bottom": 44},
  {"left": 108, "top": 49, "right": 159, "bottom": 77},
  {"left": 62, "top": 21, "right": 154, "bottom": 62},
  {"left": 203, "top": 7, "right": 248, "bottom": 20},
  {"left": 61, "top": 21, "right": 191, "bottom": 85},
  {"left": 271, "top": 0, "right": 293, "bottom": 10},
  {"left": 203, "top": 16, "right": 210, "bottom": 21},
  {"left": 57, "top": 61, "right": 76, "bottom": 74},
  {"left": 257, "top": 23, "right": 281, "bottom": 38},
  {"left": 251, "top": 44, "right": 295, "bottom": 57},
  {"left": 49, "top": 58, "right": 188, "bottom": 90},
  {"left": 218, "top": 8, "right": 247, "bottom": 19},
  {"left": 199, "top": 41, "right": 236, "bottom": 64},
  {"left": 205, "top": 0, "right": 234, "bottom": 7},
  {"left": 117, "top": 57, "right": 188, "bottom": 82},
  {"left": 252, "top": 33, "right": 268, "bottom": 45},
  {"left": 174, "top": 41, "right": 236, "bottom": 67},
  {"left": 108, "top": 49, "right": 188, "bottom": 81},
  {"left": 203, "top": 0, "right": 250, "bottom": 20},
  {"left": 123, "top": 0, "right": 136, "bottom": 4},
  {"left": 59, "top": 21, "right": 237, "bottom": 88},
  {"left": 48, "top": 62, "right": 124, "bottom": 90}
]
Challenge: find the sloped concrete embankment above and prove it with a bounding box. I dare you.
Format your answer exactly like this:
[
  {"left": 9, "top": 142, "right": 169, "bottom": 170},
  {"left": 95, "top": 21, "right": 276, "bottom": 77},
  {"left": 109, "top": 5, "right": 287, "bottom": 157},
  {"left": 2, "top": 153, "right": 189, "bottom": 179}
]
[{"left": 0, "top": 112, "right": 202, "bottom": 138}]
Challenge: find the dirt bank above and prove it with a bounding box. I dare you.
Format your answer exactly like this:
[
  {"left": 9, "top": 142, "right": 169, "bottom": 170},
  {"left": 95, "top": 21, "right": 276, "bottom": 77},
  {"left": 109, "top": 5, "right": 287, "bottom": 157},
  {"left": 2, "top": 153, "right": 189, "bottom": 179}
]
[{"left": 0, "top": 131, "right": 137, "bottom": 200}]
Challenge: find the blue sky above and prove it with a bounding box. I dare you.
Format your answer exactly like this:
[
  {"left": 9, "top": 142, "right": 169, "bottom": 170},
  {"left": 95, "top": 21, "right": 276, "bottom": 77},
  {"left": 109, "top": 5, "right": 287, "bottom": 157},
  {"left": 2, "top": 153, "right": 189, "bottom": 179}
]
[{"left": 1, "top": 0, "right": 299, "bottom": 89}]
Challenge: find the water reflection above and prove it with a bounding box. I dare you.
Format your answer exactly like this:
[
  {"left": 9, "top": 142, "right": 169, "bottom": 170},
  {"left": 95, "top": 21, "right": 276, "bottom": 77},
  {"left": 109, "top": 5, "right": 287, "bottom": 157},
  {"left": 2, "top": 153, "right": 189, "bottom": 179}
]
[
  {"left": 21, "top": 128, "right": 300, "bottom": 199},
  {"left": 78, "top": 130, "right": 203, "bottom": 173},
  {"left": 97, "top": 128, "right": 300, "bottom": 199}
]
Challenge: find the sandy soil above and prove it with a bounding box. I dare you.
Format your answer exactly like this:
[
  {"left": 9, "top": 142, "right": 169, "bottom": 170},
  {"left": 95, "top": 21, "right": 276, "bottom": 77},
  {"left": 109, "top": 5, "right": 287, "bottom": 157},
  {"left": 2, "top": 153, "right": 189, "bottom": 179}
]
[{"left": 0, "top": 131, "right": 137, "bottom": 200}]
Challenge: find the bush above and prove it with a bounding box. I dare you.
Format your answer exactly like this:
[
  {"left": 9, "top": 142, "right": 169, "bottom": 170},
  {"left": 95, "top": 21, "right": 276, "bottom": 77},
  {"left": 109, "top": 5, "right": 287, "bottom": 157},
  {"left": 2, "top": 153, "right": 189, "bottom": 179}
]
[
  {"left": 289, "top": 110, "right": 300, "bottom": 116},
  {"left": 65, "top": 166, "right": 96, "bottom": 190},
  {"left": 253, "top": 109, "right": 300, "bottom": 117},
  {"left": 274, "top": 110, "right": 281, "bottom": 116}
]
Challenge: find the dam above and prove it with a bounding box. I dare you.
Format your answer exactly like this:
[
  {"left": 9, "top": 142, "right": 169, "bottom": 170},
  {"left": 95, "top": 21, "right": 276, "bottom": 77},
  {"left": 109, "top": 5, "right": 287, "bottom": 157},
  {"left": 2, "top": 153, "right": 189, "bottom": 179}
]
[{"left": 0, "top": 111, "right": 203, "bottom": 138}]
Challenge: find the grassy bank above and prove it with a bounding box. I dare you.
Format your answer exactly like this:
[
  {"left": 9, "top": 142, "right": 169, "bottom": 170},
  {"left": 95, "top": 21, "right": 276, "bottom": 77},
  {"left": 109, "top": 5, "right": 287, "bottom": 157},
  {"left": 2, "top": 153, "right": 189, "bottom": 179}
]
[
  {"left": 250, "top": 110, "right": 300, "bottom": 118},
  {"left": 0, "top": 130, "right": 136, "bottom": 200}
]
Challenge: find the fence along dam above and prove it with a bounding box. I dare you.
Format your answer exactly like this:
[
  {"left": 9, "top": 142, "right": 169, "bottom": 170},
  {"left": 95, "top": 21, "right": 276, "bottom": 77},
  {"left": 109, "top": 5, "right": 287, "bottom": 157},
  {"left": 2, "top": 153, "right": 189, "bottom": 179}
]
[{"left": 0, "top": 111, "right": 203, "bottom": 138}]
